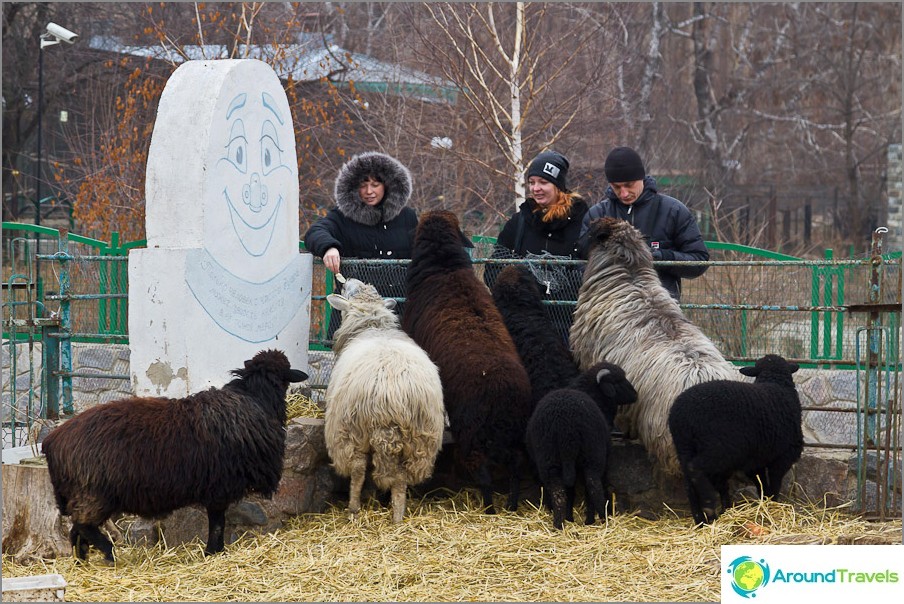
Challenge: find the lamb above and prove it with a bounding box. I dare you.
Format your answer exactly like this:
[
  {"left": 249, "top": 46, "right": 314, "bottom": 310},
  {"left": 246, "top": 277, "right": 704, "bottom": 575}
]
[
  {"left": 41, "top": 349, "right": 308, "bottom": 563},
  {"left": 668, "top": 354, "right": 803, "bottom": 525},
  {"left": 324, "top": 278, "right": 445, "bottom": 524},
  {"left": 402, "top": 210, "right": 534, "bottom": 514},
  {"left": 491, "top": 264, "right": 579, "bottom": 402},
  {"left": 569, "top": 217, "right": 737, "bottom": 478},
  {"left": 526, "top": 361, "right": 638, "bottom": 529}
]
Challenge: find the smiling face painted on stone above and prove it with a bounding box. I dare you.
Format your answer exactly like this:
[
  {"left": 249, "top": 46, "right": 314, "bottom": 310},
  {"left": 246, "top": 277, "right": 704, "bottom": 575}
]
[{"left": 204, "top": 81, "right": 298, "bottom": 279}]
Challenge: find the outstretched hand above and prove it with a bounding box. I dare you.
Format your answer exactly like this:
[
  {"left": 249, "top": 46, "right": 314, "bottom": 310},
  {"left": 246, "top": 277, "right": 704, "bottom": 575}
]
[{"left": 323, "top": 247, "right": 341, "bottom": 273}]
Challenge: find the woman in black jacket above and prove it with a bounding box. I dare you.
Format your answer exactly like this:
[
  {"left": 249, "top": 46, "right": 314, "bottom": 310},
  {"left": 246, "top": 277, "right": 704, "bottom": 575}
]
[
  {"left": 484, "top": 150, "right": 588, "bottom": 344},
  {"left": 304, "top": 151, "right": 417, "bottom": 341}
]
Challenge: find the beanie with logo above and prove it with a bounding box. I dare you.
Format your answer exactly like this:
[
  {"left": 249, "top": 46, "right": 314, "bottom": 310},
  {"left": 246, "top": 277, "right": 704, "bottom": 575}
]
[{"left": 526, "top": 151, "right": 570, "bottom": 192}]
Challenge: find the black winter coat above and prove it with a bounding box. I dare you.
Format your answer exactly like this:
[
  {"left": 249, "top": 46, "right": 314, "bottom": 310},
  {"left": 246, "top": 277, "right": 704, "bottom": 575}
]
[
  {"left": 304, "top": 151, "right": 417, "bottom": 301},
  {"left": 494, "top": 197, "right": 590, "bottom": 258},
  {"left": 304, "top": 152, "right": 416, "bottom": 340},
  {"left": 578, "top": 176, "right": 709, "bottom": 300}
]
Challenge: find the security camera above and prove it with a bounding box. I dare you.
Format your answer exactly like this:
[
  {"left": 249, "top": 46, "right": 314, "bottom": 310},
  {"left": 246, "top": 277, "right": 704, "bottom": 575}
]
[{"left": 45, "top": 22, "right": 79, "bottom": 44}]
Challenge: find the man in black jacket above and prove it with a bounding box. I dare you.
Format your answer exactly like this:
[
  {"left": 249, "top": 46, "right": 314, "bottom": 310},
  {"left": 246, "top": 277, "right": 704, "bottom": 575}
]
[{"left": 578, "top": 147, "right": 709, "bottom": 300}]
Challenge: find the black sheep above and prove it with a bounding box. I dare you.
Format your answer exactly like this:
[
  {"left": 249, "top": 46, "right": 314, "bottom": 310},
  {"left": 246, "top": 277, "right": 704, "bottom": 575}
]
[
  {"left": 41, "top": 349, "right": 308, "bottom": 563},
  {"left": 491, "top": 264, "right": 579, "bottom": 403},
  {"left": 402, "top": 211, "right": 534, "bottom": 514},
  {"left": 668, "top": 354, "right": 803, "bottom": 525},
  {"left": 526, "top": 361, "right": 638, "bottom": 529}
]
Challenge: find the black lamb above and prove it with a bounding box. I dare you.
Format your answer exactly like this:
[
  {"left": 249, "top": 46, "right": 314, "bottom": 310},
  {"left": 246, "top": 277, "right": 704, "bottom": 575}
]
[
  {"left": 491, "top": 264, "right": 579, "bottom": 403},
  {"left": 41, "top": 349, "right": 308, "bottom": 563},
  {"left": 526, "top": 361, "right": 638, "bottom": 529},
  {"left": 668, "top": 353, "right": 803, "bottom": 526}
]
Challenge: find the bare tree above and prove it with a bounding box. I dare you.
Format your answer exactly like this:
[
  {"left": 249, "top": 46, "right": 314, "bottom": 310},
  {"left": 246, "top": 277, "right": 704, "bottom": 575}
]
[{"left": 410, "top": 2, "right": 612, "bottom": 223}]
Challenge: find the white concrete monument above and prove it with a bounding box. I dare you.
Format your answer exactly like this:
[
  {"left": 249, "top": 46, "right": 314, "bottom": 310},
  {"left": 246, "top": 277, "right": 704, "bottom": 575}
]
[{"left": 129, "top": 59, "right": 311, "bottom": 397}]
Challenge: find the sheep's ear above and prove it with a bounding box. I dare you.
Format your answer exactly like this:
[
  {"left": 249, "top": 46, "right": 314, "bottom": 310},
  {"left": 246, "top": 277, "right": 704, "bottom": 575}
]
[
  {"left": 326, "top": 294, "right": 350, "bottom": 312},
  {"left": 787, "top": 362, "right": 800, "bottom": 374},
  {"left": 739, "top": 365, "right": 758, "bottom": 377},
  {"left": 601, "top": 383, "right": 616, "bottom": 399},
  {"left": 460, "top": 229, "right": 474, "bottom": 248},
  {"left": 384, "top": 298, "right": 397, "bottom": 310},
  {"left": 596, "top": 368, "right": 611, "bottom": 383}
]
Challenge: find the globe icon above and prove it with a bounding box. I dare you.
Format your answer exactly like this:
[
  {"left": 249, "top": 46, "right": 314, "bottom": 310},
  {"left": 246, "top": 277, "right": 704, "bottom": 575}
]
[{"left": 733, "top": 560, "right": 765, "bottom": 592}]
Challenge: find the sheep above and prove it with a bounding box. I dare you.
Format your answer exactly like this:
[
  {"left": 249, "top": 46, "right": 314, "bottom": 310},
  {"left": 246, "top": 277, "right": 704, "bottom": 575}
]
[
  {"left": 402, "top": 210, "right": 534, "bottom": 514},
  {"left": 569, "top": 217, "right": 737, "bottom": 479},
  {"left": 526, "top": 361, "right": 638, "bottom": 529},
  {"left": 491, "top": 264, "right": 578, "bottom": 402},
  {"left": 668, "top": 354, "right": 803, "bottom": 525},
  {"left": 324, "top": 278, "right": 445, "bottom": 524},
  {"left": 41, "top": 349, "right": 308, "bottom": 563}
]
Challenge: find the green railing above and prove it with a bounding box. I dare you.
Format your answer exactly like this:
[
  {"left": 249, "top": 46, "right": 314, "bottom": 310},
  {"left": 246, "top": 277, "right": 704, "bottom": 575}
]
[{"left": 3, "top": 221, "right": 901, "bottom": 362}]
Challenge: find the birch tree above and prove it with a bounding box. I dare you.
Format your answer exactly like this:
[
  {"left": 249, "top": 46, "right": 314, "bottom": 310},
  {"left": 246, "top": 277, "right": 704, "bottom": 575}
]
[{"left": 415, "top": 2, "right": 611, "bottom": 215}]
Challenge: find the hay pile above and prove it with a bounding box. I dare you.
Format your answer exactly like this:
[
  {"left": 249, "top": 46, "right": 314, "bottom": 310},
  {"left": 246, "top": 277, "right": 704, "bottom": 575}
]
[
  {"left": 2, "top": 492, "right": 900, "bottom": 602},
  {"left": 285, "top": 392, "right": 323, "bottom": 420}
]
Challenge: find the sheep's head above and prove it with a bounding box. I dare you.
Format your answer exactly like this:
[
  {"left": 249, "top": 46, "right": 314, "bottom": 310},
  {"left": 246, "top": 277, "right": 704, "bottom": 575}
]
[
  {"left": 326, "top": 279, "right": 396, "bottom": 315},
  {"left": 414, "top": 210, "right": 474, "bottom": 251},
  {"left": 592, "top": 362, "right": 638, "bottom": 407},
  {"left": 492, "top": 265, "right": 543, "bottom": 309},
  {"left": 586, "top": 217, "right": 653, "bottom": 271},
  {"left": 739, "top": 354, "right": 799, "bottom": 387}
]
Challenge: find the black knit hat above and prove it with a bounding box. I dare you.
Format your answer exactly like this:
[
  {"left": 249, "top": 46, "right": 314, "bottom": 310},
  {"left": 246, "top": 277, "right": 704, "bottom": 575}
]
[
  {"left": 526, "top": 150, "right": 569, "bottom": 191},
  {"left": 604, "top": 147, "right": 645, "bottom": 183}
]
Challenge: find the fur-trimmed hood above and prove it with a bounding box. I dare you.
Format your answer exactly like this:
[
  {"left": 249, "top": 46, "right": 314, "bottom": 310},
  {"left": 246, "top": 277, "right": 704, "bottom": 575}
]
[{"left": 334, "top": 152, "right": 413, "bottom": 226}]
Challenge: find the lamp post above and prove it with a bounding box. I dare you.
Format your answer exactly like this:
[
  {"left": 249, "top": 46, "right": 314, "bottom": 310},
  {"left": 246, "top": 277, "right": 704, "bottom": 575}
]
[
  {"left": 36, "top": 22, "right": 79, "bottom": 229},
  {"left": 35, "top": 22, "right": 78, "bottom": 295}
]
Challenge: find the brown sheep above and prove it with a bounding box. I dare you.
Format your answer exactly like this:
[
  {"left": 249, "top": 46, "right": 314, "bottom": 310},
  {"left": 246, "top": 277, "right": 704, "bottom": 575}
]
[{"left": 402, "top": 210, "right": 534, "bottom": 513}]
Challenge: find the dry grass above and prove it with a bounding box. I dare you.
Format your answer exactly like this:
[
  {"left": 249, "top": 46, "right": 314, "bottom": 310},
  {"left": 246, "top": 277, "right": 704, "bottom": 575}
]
[
  {"left": 285, "top": 392, "right": 323, "bottom": 420},
  {"left": 2, "top": 493, "right": 900, "bottom": 602}
]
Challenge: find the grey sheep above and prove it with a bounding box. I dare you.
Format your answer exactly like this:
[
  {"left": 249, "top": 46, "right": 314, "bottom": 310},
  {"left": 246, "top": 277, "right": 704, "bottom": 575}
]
[{"left": 570, "top": 217, "right": 738, "bottom": 478}]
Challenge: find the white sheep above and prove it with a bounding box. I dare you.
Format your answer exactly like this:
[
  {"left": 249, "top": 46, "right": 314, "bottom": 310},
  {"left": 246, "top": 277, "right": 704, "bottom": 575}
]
[
  {"left": 325, "top": 279, "right": 445, "bottom": 523},
  {"left": 570, "top": 217, "right": 738, "bottom": 478}
]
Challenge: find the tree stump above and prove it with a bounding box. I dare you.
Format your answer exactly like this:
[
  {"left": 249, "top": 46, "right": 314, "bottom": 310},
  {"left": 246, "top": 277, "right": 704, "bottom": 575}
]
[{"left": 1, "top": 460, "right": 71, "bottom": 563}]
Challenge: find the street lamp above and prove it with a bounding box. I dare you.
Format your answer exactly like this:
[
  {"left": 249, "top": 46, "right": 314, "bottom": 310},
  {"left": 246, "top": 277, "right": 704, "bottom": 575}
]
[
  {"left": 35, "top": 22, "right": 78, "bottom": 297},
  {"left": 35, "top": 22, "right": 79, "bottom": 230}
]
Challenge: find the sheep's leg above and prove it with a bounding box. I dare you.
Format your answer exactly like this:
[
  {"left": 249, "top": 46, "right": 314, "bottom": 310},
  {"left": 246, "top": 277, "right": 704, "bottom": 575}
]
[
  {"left": 764, "top": 456, "right": 797, "bottom": 499},
  {"left": 72, "top": 523, "right": 114, "bottom": 563},
  {"left": 204, "top": 505, "right": 228, "bottom": 555},
  {"left": 474, "top": 463, "right": 497, "bottom": 515},
  {"left": 69, "top": 525, "right": 91, "bottom": 562},
  {"left": 712, "top": 473, "right": 732, "bottom": 514},
  {"left": 390, "top": 479, "right": 407, "bottom": 524},
  {"left": 686, "top": 459, "right": 719, "bottom": 523},
  {"left": 347, "top": 452, "right": 369, "bottom": 518},
  {"left": 584, "top": 475, "right": 610, "bottom": 525},
  {"left": 548, "top": 481, "right": 568, "bottom": 530},
  {"left": 564, "top": 485, "right": 576, "bottom": 523},
  {"left": 505, "top": 451, "right": 524, "bottom": 512},
  {"left": 679, "top": 462, "right": 708, "bottom": 526}
]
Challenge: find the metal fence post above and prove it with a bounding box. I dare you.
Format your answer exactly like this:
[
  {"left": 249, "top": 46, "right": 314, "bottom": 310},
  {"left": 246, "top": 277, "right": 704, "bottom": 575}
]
[{"left": 57, "top": 228, "right": 73, "bottom": 415}]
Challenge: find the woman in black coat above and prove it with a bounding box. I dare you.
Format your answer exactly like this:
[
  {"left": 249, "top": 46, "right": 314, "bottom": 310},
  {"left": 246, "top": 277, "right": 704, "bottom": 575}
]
[
  {"left": 484, "top": 150, "right": 588, "bottom": 344},
  {"left": 304, "top": 151, "right": 417, "bottom": 341}
]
